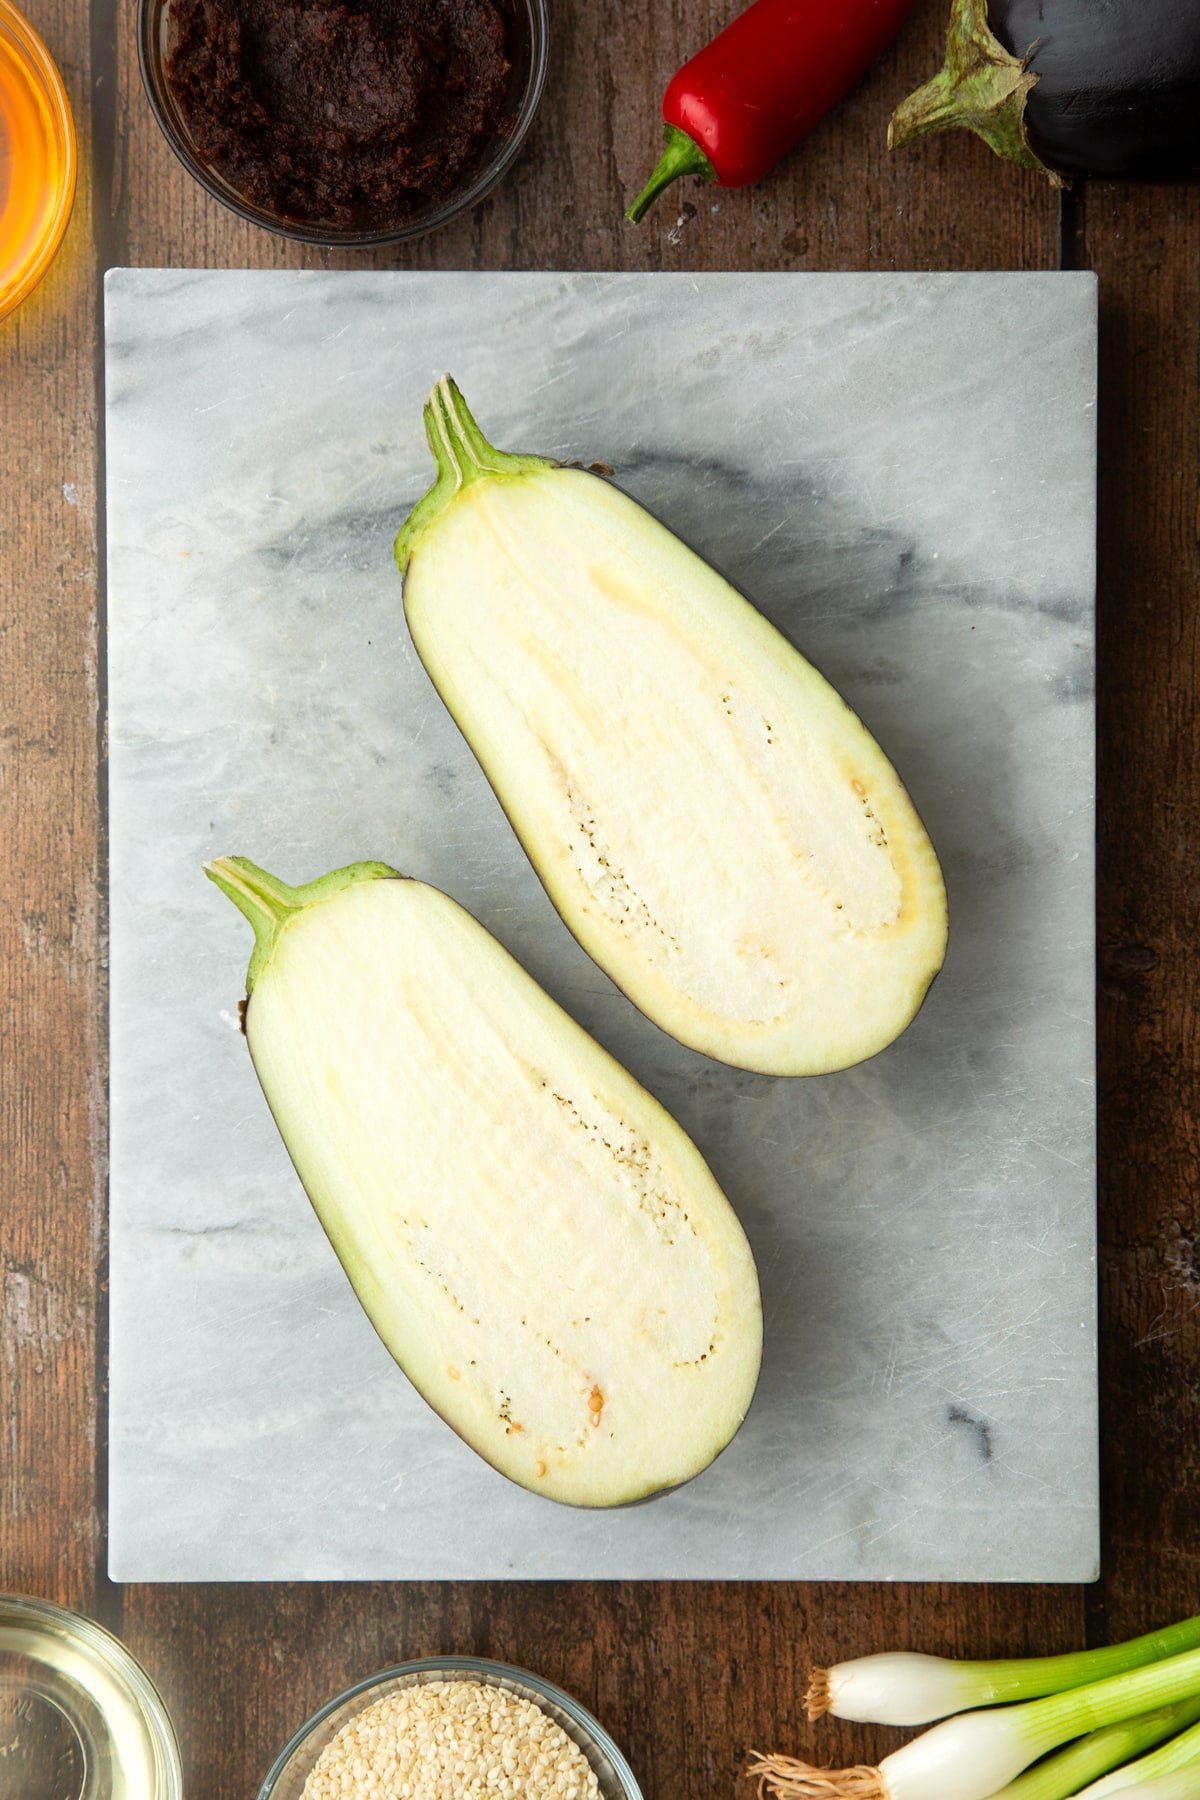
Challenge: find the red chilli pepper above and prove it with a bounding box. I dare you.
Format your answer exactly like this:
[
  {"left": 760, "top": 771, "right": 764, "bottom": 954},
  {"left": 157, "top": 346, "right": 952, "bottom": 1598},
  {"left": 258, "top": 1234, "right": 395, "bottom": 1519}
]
[{"left": 627, "top": 0, "right": 916, "bottom": 224}]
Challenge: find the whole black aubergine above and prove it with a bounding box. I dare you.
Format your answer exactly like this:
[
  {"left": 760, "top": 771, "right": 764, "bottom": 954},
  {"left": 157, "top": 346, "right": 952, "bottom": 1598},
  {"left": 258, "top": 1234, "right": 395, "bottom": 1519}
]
[{"left": 889, "top": 0, "right": 1200, "bottom": 184}]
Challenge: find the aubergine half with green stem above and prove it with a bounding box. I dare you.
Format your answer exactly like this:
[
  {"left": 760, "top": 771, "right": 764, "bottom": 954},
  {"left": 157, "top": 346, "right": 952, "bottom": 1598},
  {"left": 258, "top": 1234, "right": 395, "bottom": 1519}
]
[
  {"left": 206, "top": 855, "right": 762, "bottom": 1507},
  {"left": 395, "top": 379, "right": 948, "bottom": 1078}
]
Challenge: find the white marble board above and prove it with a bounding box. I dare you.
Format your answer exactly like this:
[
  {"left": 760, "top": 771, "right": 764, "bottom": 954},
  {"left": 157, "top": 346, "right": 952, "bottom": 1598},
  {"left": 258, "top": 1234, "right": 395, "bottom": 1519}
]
[{"left": 105, "top": 269, "right": 1098, "bottom": 1581}]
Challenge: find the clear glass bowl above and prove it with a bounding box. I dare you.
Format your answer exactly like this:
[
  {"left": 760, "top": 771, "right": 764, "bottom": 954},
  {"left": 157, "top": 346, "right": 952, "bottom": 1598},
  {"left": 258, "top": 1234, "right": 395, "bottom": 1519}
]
[
  {"left": 0, "top": 0, "right": 76, "bottom": 320},
  {"left": 136, "top": 0, "right": 549, "bottom": 247},
  {"left": 258, "top": 1654, "right": 644, "bottom": 1800},
  {"left": 0, "top": 1592, "right": 183, "bottom": 1800}
]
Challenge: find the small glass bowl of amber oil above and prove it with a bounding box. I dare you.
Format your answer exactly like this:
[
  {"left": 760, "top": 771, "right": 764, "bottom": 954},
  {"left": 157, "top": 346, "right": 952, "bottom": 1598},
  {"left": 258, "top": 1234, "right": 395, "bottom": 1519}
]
[
  {"left": 0, "top": 1593, "right": 183, "bottom": 1798},
  {"left": 0, "top": 0, "right": 76, "bottom": 322}
]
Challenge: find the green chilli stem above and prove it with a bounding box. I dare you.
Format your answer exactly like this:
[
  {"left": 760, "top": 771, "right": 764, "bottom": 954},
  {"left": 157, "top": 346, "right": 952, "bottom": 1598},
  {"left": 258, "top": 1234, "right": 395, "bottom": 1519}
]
[{"left": 626, "top": 123, "right": 717, "bottom": 225}]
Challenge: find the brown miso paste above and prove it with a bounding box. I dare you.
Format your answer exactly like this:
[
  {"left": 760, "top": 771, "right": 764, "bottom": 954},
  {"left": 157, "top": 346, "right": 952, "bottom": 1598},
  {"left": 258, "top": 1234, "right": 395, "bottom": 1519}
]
[{"left": 165, "top": 0, "right": 514, "bottom": 226}]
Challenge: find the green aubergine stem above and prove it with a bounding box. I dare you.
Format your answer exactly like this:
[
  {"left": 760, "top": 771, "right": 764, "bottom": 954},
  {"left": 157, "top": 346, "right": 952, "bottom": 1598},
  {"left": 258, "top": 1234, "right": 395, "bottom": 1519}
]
[
  {"left": 887, "top": 0, "right": 1062, "bottom": 187},
  {"left": 394, "top": 377, "right": 554, "bottom": 574},
  {"left": 626, "top": 124, "right": 717, "bottom": 225},
  {"left": 205, "top": 856, "right": 397, "bottom": 993}
]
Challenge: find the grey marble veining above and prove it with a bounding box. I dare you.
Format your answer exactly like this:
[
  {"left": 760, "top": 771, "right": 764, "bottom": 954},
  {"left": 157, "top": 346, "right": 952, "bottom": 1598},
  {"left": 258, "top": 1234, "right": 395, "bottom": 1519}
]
[{"left": 105, "top": 269, "right": 1098, "bottom": 1581}]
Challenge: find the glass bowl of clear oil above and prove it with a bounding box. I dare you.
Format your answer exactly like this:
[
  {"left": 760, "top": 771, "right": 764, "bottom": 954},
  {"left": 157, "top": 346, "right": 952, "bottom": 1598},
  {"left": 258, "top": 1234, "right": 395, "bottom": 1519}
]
[
  {"left": 0, "top": 0, "right": 75, "bottom": 322},
  {"left": 0, "top": 1594, "right": 182, "bottom": 1798}
]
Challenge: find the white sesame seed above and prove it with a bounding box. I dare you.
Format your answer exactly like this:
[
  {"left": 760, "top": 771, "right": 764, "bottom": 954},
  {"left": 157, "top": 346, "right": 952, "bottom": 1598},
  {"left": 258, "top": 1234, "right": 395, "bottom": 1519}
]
[{"left": 300, "top": 1679, "right": 604, "bottom": 1800}]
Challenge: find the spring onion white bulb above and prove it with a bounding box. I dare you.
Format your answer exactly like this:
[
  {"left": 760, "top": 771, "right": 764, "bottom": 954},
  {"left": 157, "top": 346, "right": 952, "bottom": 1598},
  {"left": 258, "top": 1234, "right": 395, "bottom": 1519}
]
[
  {"left": 806, "top": 1654, "right": 978, "bottom": 1727},
  {"left": 751, "top": 1644, "right": 1200, "bottom": 1800},
  {"left": 1077, "top": 1717, "right": 1200, "bottom": 1800},
  {"left": 992, "top": 1702, "right": 1200, "bottom": 1800},
  {"left": 807, "top": 1616, "right": 1200, "bottom": 1725}
]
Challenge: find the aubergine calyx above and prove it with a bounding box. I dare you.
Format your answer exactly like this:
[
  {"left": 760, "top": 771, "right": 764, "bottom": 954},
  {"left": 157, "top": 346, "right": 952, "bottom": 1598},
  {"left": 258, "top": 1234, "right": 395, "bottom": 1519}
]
[
  {"left": 395, "top": 383, "right": 948, "bottom": 1079},
  {"left": 395, "top": 375, "right": 556, "bottom": 572},
  {"left": 205, "top": 855, "right": 397, "bottom": 992},
  {"left": 888, "top": 0, "right": 1063, "bottom": 187},
  {"left": 206, "top": 854, "right": 763, "bottom": 1507}
]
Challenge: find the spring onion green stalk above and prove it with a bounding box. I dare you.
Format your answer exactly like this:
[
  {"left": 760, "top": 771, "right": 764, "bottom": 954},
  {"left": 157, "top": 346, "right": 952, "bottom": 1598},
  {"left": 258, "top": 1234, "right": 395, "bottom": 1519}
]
[
  {"left": 807, "top": 1616, "right": 1200, "bottom": 1725},
  {"left": 748, "top": 1644, "right": 1200, "bottom": 1800},
  {"left": 1108, "top": 1775, "right": 1200, "bottom": 1800},
  {"left": 1076, "top": 1717, "right": 1200, "bottom": 1799},
  {"left": 991, "top": 1702, "right": 1200, "bottom": 1800}
]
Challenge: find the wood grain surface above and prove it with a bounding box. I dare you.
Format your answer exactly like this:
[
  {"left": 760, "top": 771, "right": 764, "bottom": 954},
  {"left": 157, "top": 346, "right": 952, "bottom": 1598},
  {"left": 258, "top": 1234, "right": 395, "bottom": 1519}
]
[{"left": 1, "top": 0, "right": 1196, "bottom": 1792}]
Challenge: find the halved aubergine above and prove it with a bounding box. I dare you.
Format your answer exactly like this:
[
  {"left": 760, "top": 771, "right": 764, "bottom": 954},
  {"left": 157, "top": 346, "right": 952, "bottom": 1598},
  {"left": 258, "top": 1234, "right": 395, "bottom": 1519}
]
[
  {"left": 395, "top": 380, "right": 949, "bottom": 1077},
  {"left": 206, "top": 856, "right": 762, "bottom": 1506}
]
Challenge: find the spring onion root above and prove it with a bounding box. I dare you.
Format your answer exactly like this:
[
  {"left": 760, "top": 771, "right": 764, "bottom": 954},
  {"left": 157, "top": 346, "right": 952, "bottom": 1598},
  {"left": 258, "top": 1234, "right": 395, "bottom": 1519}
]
[
  {"left": 755, "top": 1646, "right": 1200, "bottom": 1800},
  {"left": 747, "top": 1755, "right": 884, "bottom": 1799},
  {"left": 992, "top": 1702, "right": 1200, "bottom": 1800},
  {"left": 1078, "top": 1717, "right": 1200, "bottom": 1799},
  {"left": 808, "top": 1616, "right": 1200, "bottom": 1725}
]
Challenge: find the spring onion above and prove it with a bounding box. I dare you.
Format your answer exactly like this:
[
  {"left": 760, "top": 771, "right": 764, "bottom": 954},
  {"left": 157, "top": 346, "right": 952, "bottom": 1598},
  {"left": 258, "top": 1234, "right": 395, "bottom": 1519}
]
[
  {"left": 991, "top": 1702, "right": 1200, "bottom": 1800},
  {"left": 748, "top": 1644, "right": 1200, "bottom": 1800},
  {"left": 1107, "top": 1775, "right": 1200, "bottom": 1800},
  {"left": 1076, "top": 1717, "right": 1200, "bottom": 1799},
  {"left": 807, "top": 1616, "right": 1200, "bottom": 1725}
]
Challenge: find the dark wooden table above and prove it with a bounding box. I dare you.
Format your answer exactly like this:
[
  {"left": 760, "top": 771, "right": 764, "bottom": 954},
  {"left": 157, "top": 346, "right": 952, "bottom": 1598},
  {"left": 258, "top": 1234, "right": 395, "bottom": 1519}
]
[{"left": 3, "top": 0, "right": 1198, "bottom": 1793}]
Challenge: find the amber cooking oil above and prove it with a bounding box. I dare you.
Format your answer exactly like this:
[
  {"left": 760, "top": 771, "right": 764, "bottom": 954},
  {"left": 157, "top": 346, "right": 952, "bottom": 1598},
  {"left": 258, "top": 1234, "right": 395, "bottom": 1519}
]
[{"left": 0, "top": 0, "right": 75, "bottom": 322}]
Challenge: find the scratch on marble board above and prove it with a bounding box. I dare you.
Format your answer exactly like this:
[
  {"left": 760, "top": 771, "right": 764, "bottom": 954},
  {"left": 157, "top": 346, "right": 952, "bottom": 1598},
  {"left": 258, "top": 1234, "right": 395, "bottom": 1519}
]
[
  {"left": 749, "top": 518, "right": 788, "bottom": 554},
  {"left": 194, "top": 392, "right": 254, "bottom": 416},
  {"left": 530, "top": 368, "right": 571, "bottom": 394},
  {"left": 864, "top": 1508, "right": 921, "bottom": 1549},
  {"left": 1030, "top": 1137, "right": 1087, "bottom": 1171}
]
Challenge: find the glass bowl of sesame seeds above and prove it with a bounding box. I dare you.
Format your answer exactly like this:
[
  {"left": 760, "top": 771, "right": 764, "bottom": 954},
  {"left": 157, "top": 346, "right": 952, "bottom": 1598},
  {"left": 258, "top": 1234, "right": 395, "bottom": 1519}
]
[{"left": 257, "top": 1654, "right": 643, "bottom": 1800}]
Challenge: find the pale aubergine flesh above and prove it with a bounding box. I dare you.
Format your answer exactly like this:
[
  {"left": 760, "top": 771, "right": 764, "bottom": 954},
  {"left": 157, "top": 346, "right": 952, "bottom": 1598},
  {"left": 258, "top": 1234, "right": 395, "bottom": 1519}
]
[
  {"left": 395, "top": 379, "right": 949, "bottom": 1077},
  {"left": 207, "top": 856, "right": 763, "bottom": 1507}
]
